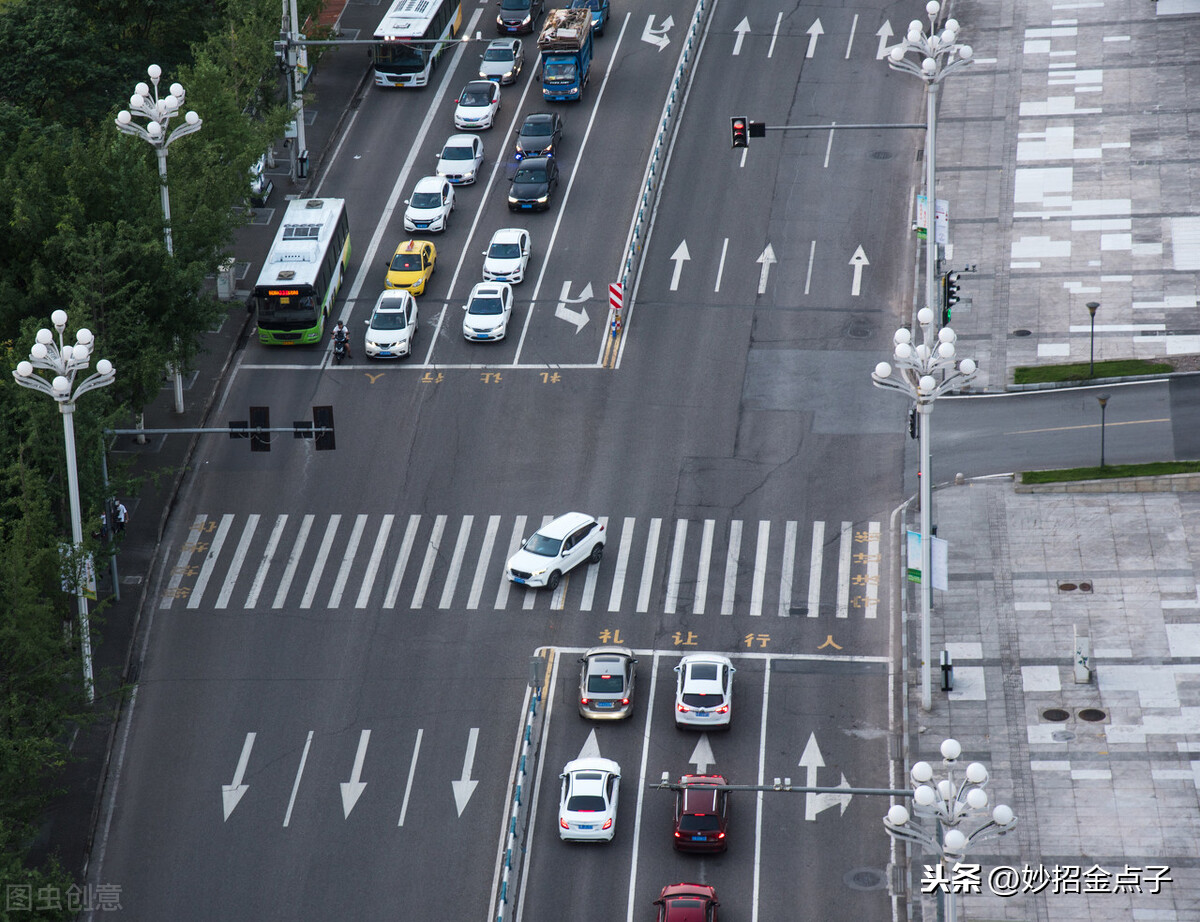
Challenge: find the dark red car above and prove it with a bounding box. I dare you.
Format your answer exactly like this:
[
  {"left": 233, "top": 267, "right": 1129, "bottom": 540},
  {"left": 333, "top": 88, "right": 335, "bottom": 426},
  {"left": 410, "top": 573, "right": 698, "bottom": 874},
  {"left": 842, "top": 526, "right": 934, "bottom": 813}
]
[
  {"left": 673, "top": 775, "right": 729, "bottom": 852},
  {"left": 655, "top": 883, "right": 719, "bottom": 922}
]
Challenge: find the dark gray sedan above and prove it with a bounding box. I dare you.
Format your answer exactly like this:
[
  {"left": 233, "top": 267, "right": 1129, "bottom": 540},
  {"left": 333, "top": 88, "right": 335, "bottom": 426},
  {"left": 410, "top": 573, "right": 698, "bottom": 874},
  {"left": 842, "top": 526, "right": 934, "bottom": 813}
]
[{"left": 507, "top": 156, "right": 559, "bottom": 211}]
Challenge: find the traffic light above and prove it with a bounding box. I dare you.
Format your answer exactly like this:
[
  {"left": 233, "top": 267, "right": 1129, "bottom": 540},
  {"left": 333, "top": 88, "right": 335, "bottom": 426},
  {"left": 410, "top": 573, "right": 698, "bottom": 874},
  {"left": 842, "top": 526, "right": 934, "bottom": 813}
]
[
  {"left": 941, "top": 271, "right": 961, "bottom": 326},
  {"left": 312, "top": 405, "right": 336, "bottom": 451},
  {"left": 731, "top": 117, "right": 748, "bottom": 149},
  {"left": 249, "top": 406, "right": 271, "bottom": 452},
  {"left": 908, "top": 407, "right": 918, "bottom": 440}
]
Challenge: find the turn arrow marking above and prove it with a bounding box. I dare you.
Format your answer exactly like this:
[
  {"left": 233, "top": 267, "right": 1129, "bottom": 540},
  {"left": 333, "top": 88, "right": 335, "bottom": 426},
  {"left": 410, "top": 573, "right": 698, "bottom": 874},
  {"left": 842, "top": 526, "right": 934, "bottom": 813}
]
[
  {"left": 641, "top": 14, "right": 674, "bottom": 50},
  {"left": 452, "top": 727, "right": 480, "bottom": 817},
  {"left": 875, "top": 21, "right": 900, "bottom": 59},
  {"left": 554, "top": 280, "right": 592, "bottom": 332},
  {"left": 732, "top": 18, "right": 750, "bottom": 56},
  {"left": 757, "top": 244, "right": 776, "bottom": 295},
  {"left": 799, "top": 732, "right": 853, "bottom": 820},
  {"left": 340, "top": 729, "right": 370, "bottom": 818},
  {"left": 221, "top": 732, "right": 256, "bottom": 821},
  {"left": 849, "top": 245, "right": 869, "bottom": 296}
]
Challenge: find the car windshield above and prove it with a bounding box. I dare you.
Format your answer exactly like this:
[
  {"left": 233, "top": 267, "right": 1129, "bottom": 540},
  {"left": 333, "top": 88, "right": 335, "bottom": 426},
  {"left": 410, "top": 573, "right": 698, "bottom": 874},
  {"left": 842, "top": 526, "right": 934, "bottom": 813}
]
[
  {"left": 587, "top": 672, "right": 624, "bottom": 693},
  {"left": 682, "top": 692, "right": 724, "bottom": 708},
  {"left": 461, "top": 89, "right": 491, "bottom": 106},
  {"left": 484, "top": 47, "right": 514, "bottom": 61},
  {"left": 500, "top": 0, "right": 530, "bottom": 10},
  {"left": 679, "top": 814, "right": 720, "bottom": 832},
  {"left": 371, "top": 311, "right": 407, "bottom": 330},
  {"left": 523, "top": 120, "right": 553, "bottom": 136},
  {"left": 514, "top": 167, "right": 547, "bottom": 183},
  {"left": 524, "top": 533, "right": 562, "bottom": 556},
  {"left": 410, "top": 192, "right": 442, "bottom": 209},
  {"left": 489, "top": 242, "right": 522, "bottom": 259},
  {"left": 391, "top": 254, "right": 422, "bottom": 271},
  {"left": 442, "top": 146, "right": 472, "bottom": 160},
  {"left": 468, "top": 296, "right": 504, "bottom": 316}
]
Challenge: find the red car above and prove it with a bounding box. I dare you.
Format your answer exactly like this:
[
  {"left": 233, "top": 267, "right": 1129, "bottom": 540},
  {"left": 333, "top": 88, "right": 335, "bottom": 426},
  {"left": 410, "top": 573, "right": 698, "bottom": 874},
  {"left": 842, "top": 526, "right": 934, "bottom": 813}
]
[
  {"left": 673, "top": 775, "right": 729, "bottom": 852},
  {"left": 655, "top": 883, "right": 719, "bottom": 922}
]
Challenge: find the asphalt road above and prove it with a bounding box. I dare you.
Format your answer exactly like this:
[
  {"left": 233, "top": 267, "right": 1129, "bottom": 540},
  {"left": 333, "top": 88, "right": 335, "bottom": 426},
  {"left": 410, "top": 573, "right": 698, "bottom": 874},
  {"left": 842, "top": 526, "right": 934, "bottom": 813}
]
[{"left": 89, "top": 0, "right": 932, "bottom": 919}]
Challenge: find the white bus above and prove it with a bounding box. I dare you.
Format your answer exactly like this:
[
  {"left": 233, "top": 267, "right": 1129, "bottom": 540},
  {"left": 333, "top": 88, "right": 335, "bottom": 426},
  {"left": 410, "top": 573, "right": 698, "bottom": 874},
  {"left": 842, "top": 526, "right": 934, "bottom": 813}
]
[
  {"left": 374, "top": 0, "right": 464, "bottom": 88},
  {"left": 250, "top": 198, "right": 351, "bottom": 346}
]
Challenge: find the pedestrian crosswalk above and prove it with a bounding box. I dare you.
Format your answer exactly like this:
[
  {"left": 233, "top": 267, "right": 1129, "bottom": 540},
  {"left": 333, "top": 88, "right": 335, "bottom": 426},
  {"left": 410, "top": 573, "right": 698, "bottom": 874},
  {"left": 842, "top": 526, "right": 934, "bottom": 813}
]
[{"left": 160, "top": 513, "right": 882, "bottom": 618}]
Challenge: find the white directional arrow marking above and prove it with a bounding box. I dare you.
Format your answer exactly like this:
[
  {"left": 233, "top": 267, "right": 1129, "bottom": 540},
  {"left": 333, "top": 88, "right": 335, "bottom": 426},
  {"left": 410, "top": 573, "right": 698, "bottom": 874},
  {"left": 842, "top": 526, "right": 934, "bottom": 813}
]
[
  {"left": 669, "top": 240, "right": 690, "bottom": 291},
  {"left": 689, "top": 735, "right": 716, "bottom": 774},
  {"left": 875, "top": 21, "right": 899, "bottom": 59},
  {"left": 641, "top": 14, "right": 674, "bottom": 50},
  {"left": 732, "top": 18, "right": 750, "bottom": 56},
  {"left": 805, "top": 18, "right": 824, "bottom": 58},
  {"left": 554, "top": 280, "right": 592, "bottom": 332},
  {"left": 757, "top": 244, "right": 777, "bottom": 295},
  {"left": 452, "top": 727, "right": 480, "bottom": 817},
  {"left": 340, "top": 729, "right": 370, "bottom": 818},
  {"left": 799, "top": 732, "right": 853, "bottom": 821},
  {"left": 849, "top": 245, "right": 870, "bottom": 296},
  {"left": 577, "top": 728, "right": 602, "bottom": 760},
  {"left": 221, "top": 732, "right": 256, "bottom": 821}
]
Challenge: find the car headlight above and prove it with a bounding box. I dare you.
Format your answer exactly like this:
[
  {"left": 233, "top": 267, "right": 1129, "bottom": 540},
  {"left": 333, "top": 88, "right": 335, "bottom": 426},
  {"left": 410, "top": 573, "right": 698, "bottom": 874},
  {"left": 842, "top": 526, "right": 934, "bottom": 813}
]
[
  {"left": 530, "top": 568, "right": 546, "bottom": 577},
  {"left": 503, "top": 70, "right": 514, "bottom": 79},
  {"left": 508, "top": 195, "right": 519, "bottom": 204},
  {"left": 537, "top": 194, "right": 549, "bottom": 203},
  {"left": 520, "top": 14, "right": 530, "bottom": 24}
]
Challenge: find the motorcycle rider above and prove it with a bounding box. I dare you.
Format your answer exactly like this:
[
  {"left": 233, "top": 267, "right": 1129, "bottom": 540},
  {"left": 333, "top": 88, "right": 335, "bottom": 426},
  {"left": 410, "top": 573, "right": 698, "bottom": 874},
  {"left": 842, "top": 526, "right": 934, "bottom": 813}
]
[{"left": 331, "top": 320, "right": 352, "bottom": 359}]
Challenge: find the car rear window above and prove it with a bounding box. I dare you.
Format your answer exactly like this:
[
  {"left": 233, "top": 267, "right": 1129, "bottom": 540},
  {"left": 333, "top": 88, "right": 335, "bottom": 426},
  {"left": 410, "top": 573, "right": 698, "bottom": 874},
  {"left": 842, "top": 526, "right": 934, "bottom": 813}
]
[
  {"left": 679, "top": 814, "right": 720, "bottom": 832},
  {"left": 566, "top": 794, "right": 606, "bottom": 812},
  {"left": 587, "top": 672, "right": 624, "bottom": 693},
  {"left": 682, "top": 693, "right": 724, "bottom": 708}
]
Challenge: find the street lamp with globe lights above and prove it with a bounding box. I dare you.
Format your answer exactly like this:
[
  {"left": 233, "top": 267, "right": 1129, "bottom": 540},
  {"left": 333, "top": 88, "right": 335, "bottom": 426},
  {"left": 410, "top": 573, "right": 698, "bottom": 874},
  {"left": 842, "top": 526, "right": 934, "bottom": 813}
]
[
  {"left": 12, "top": 311, "right": 116, "bottom": 703},
  {"left": 887, "top": 2, "right": 973, "bottom": 330},
  {"left": 883, "top": 738, "right": 1017, "bottom": 922},
  {"left": 115, "top": 63, "right": 202, "bottom": 415},
  {"left": 872, "top": 307, "right": 976, "bottom": 711}
]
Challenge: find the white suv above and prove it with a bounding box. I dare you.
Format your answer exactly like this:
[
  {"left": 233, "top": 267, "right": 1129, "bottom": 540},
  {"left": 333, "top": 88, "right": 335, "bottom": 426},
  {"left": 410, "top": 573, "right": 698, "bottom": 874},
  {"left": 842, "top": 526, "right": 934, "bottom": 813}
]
[
  {"left": 674, "top": 654, "right": 735, "bottom": 729},
  {"left": 506, "top": 512, "right": 604, "bottom": 589}
]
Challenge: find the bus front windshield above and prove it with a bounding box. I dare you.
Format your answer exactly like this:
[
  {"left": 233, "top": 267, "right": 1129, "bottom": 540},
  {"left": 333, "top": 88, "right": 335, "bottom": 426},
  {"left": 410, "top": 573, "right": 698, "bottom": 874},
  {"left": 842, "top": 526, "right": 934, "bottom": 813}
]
[
  {"left": 376, "top": 41, "right": 427, "bottom": 73},
  {"left": 256, "top": 288, "right": 319, "bottom": 325}
]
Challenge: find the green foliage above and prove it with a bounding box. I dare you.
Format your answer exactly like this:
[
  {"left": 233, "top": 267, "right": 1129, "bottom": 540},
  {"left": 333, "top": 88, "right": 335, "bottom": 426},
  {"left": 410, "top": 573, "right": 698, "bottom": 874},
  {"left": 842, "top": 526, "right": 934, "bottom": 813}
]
[
  {"left": 1021, "top": 460, "right": 1200, "bottom": 484},
  {"left": 1013, "top": 358, "right": 1174, "bottom": 384}
]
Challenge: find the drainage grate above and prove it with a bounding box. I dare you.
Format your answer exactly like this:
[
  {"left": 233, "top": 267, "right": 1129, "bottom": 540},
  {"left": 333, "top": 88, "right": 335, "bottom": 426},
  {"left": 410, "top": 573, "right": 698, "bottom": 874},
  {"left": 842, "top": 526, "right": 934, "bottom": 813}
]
[
  {"left": 1013, "top": 329, "right": 1032, "bottom": 337},
  {"left": 1042, "top": 707, "right": 1071, "bottom": 722}
]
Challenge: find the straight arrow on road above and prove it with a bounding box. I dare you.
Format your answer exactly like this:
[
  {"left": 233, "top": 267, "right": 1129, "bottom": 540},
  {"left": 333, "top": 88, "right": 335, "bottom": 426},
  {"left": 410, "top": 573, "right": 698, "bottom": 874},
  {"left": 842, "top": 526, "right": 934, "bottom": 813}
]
[
  {"left": 452, "top": 727, "right": 480, "bottom": 816},
  {"left": 732, "top": 18, "right": 750, "bottom": 55},
  {"left": 757, "top": 244, "right": 776, "bottom": 295},
  {"left": 340, "top": 729, "right": 370, "bottom": 818},
  {"left": 805, "top": 18, "right": 824, "bottom": 58},
  {"left": 669, "top": 241, "right": 690, "bottom": 291},
  {"left": 222, "top": 732, "right": 256, "bottom": 821},
  {"left": 849, "top": 245, "right": 869, "bottom": 297},
  {"left": 689, "top": 734, "right": 716, "bottom": 774}
]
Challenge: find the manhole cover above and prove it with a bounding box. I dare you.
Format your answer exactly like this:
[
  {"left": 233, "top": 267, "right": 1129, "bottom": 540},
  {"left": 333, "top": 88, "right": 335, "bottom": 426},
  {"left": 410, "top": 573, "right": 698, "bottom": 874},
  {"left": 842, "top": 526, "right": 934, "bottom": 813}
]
[
  {"left": 1078, "top": 581, "right": 1093, "bottom": 592},
  {"left": 844, "top": 868, "right": 888, "bottom": 891},
  {"left": 871, "top": 150, "right": 894, "bottom": 161},
  {"left": 845, "top": 321, "right": 871, "bottom": 340},
  {"left": 1059, "top": 582, "right": 1077, "bottom": 591},
  {"left": 1078, "top": 708, "right": 1107, "bottom": 722},
  {"left": 1013, "top": 329, "right": 1032, "bottom": 337},
  {"left": 1042, "top": 708, "right": 1070, "bottom": 722}
]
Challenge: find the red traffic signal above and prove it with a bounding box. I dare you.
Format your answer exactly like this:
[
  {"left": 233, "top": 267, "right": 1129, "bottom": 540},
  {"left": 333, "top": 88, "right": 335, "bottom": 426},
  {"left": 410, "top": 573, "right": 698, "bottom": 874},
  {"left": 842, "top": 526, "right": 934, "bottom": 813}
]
[{"left": 731, "top": 116, "right": 748, "bottom": 149}]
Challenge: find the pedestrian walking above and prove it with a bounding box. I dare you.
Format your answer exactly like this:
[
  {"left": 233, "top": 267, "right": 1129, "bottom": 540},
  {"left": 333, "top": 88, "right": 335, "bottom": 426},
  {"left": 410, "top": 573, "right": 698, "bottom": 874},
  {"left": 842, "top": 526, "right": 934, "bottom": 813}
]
[{"left": 114, "top": 501, "right": 128, "bottom": 534}]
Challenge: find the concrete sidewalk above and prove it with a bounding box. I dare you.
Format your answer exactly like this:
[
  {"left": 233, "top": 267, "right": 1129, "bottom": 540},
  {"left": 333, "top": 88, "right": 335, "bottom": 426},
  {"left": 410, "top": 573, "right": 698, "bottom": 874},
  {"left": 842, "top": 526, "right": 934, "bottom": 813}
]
[{"left": 900, "top": 477, "right": 1200, "bottom": 922}]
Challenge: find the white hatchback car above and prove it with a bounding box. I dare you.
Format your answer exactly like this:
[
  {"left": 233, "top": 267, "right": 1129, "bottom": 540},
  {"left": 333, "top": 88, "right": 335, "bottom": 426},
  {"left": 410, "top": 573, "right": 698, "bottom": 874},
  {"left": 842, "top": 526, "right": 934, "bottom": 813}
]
[
  {"left": 404, "top": 176, "right": 455, "bottom": 233},
  {"left": 674, "top": 654, "right": 735, "bottom": 729},
  {"left": 462, "top": 281, "right": 513, "bottom": 341},
  {"left": 436, "top": 134, "right": 485, "bottom": 185},
  {"left": 454, "top": 80, "right": 501, "bottom": 130},
  {"left": 363, "top": 290, "right": 418, "bottom": 359},
  {"left": 506, "top": 512, "right": 604, "bottom": 590},
  {"left": 482, "top": 228, "right": 531, "bottom": 284},
  {"left": 559, "top": 757, "right": 621, "bottom": 842}
]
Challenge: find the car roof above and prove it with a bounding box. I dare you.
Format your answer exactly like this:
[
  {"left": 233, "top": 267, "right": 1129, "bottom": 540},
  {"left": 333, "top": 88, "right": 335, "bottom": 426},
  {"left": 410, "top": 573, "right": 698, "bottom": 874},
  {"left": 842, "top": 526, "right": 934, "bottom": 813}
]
[
  {"left": 470, "top": 282, "right": 509, "bottom": 298},
  {"left": 464, "top": 80, "right": 495, "bottom": 92},
  {"left": 443, "top": 133, "right": 478, "bottom": 147},
  {"left": 523, "top": 112, "right": 556, "bottom": 127},
  {"left": 583, "top": 645, "right": 633, "bottom": 660},
  {"left": 413, "top": 176, "right": 445, "bottom": 191},
  {"left": 396, "top": 239, "right": 434, "bottom": 255},
  {"left": 487, "top": 37, "right": 519, "bottom": 49},
  {"left": 375, "top": 290, "right": 413, "bottom": 308},
  {"left": 679, "top": 653, "right": 732, "bottom": 668},
  {"left": 680, "top": 786, "right": 720, "bottom": 813},
  {"left": 660, "top": 883, "right": 717, "bottom": 901},
  {"left": 491, "top": 227, "right": 527, "bottom": 245},
  {"left": 537, "top": 511, "right": 595, "bottom": 539}
]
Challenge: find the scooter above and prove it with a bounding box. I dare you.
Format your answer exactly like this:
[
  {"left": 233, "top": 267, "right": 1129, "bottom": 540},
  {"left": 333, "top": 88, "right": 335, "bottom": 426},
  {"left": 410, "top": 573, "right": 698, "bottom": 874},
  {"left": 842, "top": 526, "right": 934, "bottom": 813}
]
[{"left": 333, "top": 333, "right": 348, "bottom": 364}]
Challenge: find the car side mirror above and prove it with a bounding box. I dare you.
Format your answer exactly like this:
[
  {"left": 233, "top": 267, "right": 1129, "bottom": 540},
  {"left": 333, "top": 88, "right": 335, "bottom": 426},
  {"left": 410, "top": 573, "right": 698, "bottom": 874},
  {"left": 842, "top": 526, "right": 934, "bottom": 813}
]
[
  {"left": 364, "top": 319, "right": 370, "bottom": 325},
  {"left": 461, "top": 304, "right": 468, "bottom": 310}
]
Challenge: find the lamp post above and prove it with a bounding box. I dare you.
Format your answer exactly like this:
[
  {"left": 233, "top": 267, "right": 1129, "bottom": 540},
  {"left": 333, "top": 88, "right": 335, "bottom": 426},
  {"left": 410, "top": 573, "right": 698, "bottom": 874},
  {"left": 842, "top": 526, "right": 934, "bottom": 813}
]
[
  {"left": 1086, "top": 301, "right": 1100, "bottom": 377},
  {"left": 887, "top": 2, "right": 973, "bottom": 329},
  {"left": 883, "top": 738, "right": 1017, "bottom": 922},
  {"left": 115, "top": 64, "right": 202, "bottom": 415},
  {"left": 873, "top": 307, "right": 977, "bottom": 711},
  {"left": 1098, "top": 392, "right": 1110, "bottom": 469},
  {"left": 12, "top": 311, "right": 116, "bottom": 703}
]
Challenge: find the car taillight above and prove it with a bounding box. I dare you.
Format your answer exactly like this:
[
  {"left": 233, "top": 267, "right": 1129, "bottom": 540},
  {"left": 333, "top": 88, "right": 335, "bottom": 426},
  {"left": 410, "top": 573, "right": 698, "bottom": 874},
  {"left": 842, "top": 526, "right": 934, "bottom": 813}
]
[
  {"left": 602, "top": 818, "right": 612, "bottom": 830},
  {"left": 581, "top": 698, "right": 590, "bottom": 705},
  {"left": 717, "top": 832, "right": 726, "bottom": 839},
  {"left": 560, "top": 818, "right": 569, "bottom": 829},
  {"left": 621, "top": 698, "right": 629, "bottom": 705},
  {"left": 716, "top": 705, "right": 729, "bottom": 713},
  {"left": 677, "top": 704, "right": 690, "bottom": 713},
  {"left": 674, "top": 830, "right": 681, "bottom": 838}
]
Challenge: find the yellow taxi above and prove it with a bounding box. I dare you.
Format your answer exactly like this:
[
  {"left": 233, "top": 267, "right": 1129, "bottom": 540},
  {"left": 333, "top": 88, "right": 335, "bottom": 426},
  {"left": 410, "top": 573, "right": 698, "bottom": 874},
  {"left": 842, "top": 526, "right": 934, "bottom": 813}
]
[{"left": 385, "top": 239, "right": 437, "bottom": 295}]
